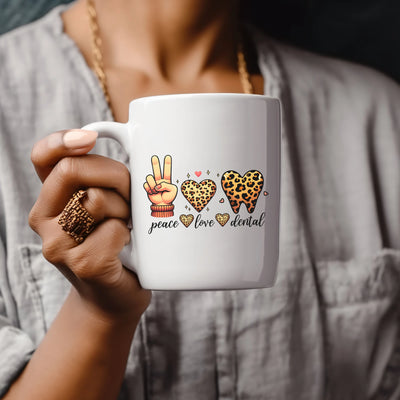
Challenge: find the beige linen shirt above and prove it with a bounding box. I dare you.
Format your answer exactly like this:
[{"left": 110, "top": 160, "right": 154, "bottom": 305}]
[{"left": 0, "top": 5, "right": 399, "bottom": 400}]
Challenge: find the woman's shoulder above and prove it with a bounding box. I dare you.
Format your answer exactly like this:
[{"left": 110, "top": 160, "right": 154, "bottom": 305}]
[
  {"left": 0, "top": 5, "right": 67, "bottom": 48},
  {"left": 0, "top": 5, "right": 70, "bottom": 89},
  {"left": 254, "top": 29, "right": 400, "bottom": 109},
  {"left": 255, "top": 29, "right": 399, "bottom": 160}
]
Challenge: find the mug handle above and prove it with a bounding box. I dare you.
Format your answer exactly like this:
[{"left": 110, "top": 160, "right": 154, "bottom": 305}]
[
  {"left": 82, "top": 121, "right": 130, "bottom": 149},
  {"left": 81, "top": 121, "right": 137, "bottom": 273}
]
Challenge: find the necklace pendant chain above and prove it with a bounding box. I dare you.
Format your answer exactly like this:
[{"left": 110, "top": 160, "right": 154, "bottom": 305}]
[
  {"left": 87, "top": 0, "right": 112, "bottom": 108},
  {"left": 86, "top": 0, "right": 254, "bottom": 113}
]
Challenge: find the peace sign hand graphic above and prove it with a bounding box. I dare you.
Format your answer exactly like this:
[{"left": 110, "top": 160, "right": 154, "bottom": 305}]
[{"left": 143, "top": 155, "right": 178, "bottom": 217}]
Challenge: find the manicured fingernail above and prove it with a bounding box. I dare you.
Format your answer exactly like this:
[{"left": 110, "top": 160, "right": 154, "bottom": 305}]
[{"left": 63, "top": 129, "right": 98, "bottom": 148}]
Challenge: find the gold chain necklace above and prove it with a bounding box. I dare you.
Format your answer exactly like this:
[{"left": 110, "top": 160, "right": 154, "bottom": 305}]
[{"left": 86, "top": 0, "right": 254, "bottom": 114}]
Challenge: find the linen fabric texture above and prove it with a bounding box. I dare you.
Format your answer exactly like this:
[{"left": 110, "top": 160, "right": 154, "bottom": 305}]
[{"left": 0, "top": 5, "right": 399, "bottom": 400}]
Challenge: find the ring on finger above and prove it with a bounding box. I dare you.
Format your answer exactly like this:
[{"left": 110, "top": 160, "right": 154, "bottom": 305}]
[{"left": 58, "top": 190, "right": 96, "bottom": 244}]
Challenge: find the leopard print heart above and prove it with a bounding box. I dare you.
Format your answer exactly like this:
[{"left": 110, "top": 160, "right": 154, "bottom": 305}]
[
  {"left": 221, "top": 170, "right": 264, "bottom": 214},
  {"left": 215, "top": 213, "right": 230, "bottom": 226},
  {"left": 181, "top": 179, "right": 217, "bottom": 212},
  {"left": 179, "top": 214, "right": 194, "bottom": 228}
]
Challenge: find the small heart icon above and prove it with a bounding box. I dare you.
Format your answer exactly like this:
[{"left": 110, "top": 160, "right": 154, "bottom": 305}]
[
  {"left": 195, "top": 171, "right": 202, "bottom": 177},
  {"left": 180, "top": 214, "right": 194, "bottom": 228},
  {"left": 215, "top": 213, "right": 230, "bottom": 227}
]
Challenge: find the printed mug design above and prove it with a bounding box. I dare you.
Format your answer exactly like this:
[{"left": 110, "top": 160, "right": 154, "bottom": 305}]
[
  {"left": 143, "top": 155, "right": 178, "bottom": 217},
  {"left": 215, "top": 213, "right": 230, "bottom": 226},
  {"left": 221, "top": 170, "right": 264, "bottom": 214},
  {"left": 180, "top": 179, "right": 217, "bottom": 212},
  {"left": 144, "top": 155, "right": 266, "bottom": 226},
  {"left": 180, "top": 214, "right": 194, "bottom": 227}
]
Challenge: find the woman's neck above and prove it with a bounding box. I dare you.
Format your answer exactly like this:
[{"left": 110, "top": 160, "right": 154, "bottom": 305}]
[
  {"left": 62, "top": 0, "right": 264, "bottom": 122},
  {"left": 65, "top": 0, "right": 240, "bottom": 83}
]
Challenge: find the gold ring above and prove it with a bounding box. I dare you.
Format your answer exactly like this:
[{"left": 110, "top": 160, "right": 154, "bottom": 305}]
[{"left": 58, "top": 190, "right": 95, "bottom": 244}]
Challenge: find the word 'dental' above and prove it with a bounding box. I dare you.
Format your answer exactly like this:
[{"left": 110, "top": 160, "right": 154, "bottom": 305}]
[{"left": 230, "top": 212, "right": 265, "bottom": 228}]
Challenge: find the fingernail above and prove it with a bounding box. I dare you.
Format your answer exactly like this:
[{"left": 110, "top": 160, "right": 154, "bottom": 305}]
[
  {"left": 155, "top": 184, "right": 161, "bottom": 190},
  {"left": 63, "top": 129, "right": 98, "bottom": 148}
]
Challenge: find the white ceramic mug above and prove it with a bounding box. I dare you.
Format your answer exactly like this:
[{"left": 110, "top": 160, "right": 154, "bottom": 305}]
[{"left": 83, "top": 93, "right": 280, "bottom": 290}]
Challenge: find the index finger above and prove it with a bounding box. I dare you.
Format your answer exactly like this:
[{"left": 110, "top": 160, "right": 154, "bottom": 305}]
[
  {"left": 31, "top": 130, "right": 98, "bottom": 182},
  {"left": 163, "top": 155, "right": 172, "bottom": 182},
  {"left": 151, "top": 155, "right": 162, "bottom": 181}
]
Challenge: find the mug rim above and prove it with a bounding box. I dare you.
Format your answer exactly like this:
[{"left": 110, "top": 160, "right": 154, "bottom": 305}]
[{"left": 129, "top": 92, "right": 278, "bottom": 105}]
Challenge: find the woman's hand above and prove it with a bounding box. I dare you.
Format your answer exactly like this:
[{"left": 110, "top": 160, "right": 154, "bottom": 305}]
[
  {"left": 6, "top": 130, "right": 151, "bottom": 400},
  {"left": 29, "top": 129, "right": 151, "bottom": 324}
]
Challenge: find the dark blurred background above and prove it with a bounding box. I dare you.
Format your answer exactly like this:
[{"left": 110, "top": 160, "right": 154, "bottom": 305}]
[{"left": 1, "top": 0, "right": 399, "bottom": 83}]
